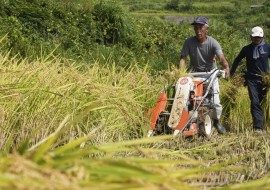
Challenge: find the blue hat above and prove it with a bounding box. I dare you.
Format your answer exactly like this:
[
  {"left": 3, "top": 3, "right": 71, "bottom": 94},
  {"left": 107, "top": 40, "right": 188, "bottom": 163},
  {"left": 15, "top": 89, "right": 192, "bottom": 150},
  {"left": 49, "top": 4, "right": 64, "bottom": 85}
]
[{"left": 191, "top": 16, "right": 209, "bottom": 26}]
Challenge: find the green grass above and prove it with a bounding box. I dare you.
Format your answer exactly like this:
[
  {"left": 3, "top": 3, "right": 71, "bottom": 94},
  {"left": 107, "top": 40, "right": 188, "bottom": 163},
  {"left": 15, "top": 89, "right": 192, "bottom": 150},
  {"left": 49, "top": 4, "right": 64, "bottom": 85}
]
[{"left": 193, "top": 2, "right": 233, "bottom": 7}]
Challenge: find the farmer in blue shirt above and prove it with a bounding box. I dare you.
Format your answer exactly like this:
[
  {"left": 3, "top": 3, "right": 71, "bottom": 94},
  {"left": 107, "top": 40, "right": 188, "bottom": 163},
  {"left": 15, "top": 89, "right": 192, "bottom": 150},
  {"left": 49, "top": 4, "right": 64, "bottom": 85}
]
[{"left": 230, "top": 26, "right": 270, "bottom": 133}]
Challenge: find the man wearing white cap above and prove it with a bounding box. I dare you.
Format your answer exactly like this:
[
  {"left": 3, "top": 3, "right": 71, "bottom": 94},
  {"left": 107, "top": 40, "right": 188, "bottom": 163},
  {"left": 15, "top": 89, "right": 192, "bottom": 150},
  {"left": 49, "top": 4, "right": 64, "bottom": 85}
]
[
  {"left": 179, "top": 16, "right": 230, "bottom": 134},
  {"left": 230, "top": 26, "right": 270, "bottom": 133}
]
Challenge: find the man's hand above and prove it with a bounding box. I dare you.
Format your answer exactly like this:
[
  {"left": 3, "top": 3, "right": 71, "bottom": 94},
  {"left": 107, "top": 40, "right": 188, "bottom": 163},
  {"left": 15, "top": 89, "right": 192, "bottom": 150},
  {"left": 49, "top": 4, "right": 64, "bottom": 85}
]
[
  {"left": 224, "top": 67, "right": 230, "bottom": 80},
  {"left": 218, "top": 54, "right": 230, "bottom": 80}
]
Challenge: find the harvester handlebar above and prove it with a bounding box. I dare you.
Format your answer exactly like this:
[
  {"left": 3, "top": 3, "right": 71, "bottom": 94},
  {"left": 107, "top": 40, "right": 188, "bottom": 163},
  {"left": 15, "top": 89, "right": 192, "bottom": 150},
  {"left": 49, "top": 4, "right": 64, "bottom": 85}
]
[{"left": 189, "top": 69, "right": 226, "bottom": 79}]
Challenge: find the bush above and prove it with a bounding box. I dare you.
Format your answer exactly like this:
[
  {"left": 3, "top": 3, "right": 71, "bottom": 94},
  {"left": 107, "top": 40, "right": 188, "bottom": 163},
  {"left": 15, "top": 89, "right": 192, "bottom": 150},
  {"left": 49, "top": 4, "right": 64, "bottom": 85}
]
[
  {"left": 92, "top": 1, "right": 131, "bottom": 45},
  {"left": 165, "top": 0, "right": 180, "bottom": 11}
]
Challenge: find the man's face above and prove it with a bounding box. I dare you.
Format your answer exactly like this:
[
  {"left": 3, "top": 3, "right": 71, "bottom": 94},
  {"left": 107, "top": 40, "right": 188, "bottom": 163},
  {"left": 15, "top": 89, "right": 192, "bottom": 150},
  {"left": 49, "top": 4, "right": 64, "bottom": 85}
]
[
  {"left": 251, "top": 36, "right": 263, "bottom": 45},
  {"left": 193, "top": 24, "right": 208, "bottom": 42}
]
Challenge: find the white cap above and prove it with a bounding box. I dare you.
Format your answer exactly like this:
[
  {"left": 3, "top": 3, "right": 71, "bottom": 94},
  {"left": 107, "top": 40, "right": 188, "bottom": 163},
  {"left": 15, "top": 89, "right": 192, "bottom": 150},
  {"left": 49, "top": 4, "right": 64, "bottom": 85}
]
[{"left": 251, "top": 26, "right": 264, "bottom": 37}]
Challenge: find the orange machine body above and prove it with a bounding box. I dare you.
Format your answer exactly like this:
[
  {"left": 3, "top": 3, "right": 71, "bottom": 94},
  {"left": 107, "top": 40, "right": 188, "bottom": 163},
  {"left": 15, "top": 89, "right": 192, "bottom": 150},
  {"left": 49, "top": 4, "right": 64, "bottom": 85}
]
[{"left": 150, "top": 92, "right": 168, "bottom": 129}]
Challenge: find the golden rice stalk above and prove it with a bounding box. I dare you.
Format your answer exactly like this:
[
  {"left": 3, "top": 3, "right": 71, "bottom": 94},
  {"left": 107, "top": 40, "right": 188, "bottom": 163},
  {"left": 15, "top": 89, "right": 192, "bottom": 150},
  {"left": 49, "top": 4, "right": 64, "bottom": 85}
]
[
  {"left": 230, "top": 73, "right": 245, "bottom": 88},
  {"left": 262, "top": 71, "right": 270, "bottom": 88},
  {"left": 157, "top": 64, "right": 190, "bottom": 86}
]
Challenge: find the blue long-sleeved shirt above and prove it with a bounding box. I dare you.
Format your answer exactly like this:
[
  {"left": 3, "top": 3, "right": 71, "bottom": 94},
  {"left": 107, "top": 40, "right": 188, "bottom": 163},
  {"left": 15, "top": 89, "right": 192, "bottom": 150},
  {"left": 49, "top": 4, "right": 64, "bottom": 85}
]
[{"left": 230, "top": 43, "right": 270, "bottom": 80}]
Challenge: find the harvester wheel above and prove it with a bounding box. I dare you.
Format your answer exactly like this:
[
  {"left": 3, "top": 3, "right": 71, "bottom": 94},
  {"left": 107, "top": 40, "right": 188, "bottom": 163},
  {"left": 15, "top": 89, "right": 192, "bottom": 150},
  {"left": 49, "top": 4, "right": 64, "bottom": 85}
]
[
  {"left": 198, "top": 107, "right": 213, "bottom": 137},
  {"left": 155, "top": 114, "right": 171, "bottom": 135}
]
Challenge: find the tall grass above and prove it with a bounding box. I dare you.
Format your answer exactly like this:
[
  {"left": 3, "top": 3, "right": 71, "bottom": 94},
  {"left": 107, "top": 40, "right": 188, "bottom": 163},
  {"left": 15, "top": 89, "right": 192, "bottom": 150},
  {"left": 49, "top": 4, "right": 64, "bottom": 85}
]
[
  {"left": 0, "top": 1, "right": 270, "bottom": 189},
  {"left": 220, "top": 74, "right": 270, "bottom": 132},
  {"left": 0, "top": 52, "right": 270, "bottom": 189},
  {"left": 0, "top": 53, "right": 163, "bottom": 152}
]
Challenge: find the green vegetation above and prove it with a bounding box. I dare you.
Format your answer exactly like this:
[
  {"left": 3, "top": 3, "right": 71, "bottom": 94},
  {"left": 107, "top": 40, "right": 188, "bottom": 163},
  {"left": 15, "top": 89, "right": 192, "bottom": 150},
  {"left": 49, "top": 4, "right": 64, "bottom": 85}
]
[
  {"left": 0, "top": 0, "right": 270, "bottom": 189},
  {"left": 0, "top": 0, "right": 269, "bottom": 70}
]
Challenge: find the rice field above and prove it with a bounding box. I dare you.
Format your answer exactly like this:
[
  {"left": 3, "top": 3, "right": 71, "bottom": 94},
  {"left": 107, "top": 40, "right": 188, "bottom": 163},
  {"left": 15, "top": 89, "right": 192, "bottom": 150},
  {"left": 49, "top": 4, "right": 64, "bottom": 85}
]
[{"left": 0, "top": 48, "right": 269, "bottom": 189}]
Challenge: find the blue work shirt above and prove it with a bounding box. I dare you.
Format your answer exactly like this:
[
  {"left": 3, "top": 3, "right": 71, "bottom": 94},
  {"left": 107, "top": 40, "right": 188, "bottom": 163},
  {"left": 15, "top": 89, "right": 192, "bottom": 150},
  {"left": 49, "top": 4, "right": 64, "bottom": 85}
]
[{"left": 230, "top": 43, "right": 270, "bottom": 80}]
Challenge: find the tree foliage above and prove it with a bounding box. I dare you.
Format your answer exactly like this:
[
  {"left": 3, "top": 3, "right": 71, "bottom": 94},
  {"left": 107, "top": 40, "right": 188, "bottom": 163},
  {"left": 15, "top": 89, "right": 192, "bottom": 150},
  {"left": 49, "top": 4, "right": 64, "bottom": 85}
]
[{"left": 0, "top": 0, "right": 269, "bottom": 71}]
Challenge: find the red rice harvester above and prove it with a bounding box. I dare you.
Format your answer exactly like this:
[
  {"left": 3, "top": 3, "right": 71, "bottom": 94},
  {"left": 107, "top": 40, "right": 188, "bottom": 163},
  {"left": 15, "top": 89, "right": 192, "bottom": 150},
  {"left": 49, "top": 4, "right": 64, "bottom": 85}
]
[{"left": 147, "top": 69, "right": 226, "bottom": 138}]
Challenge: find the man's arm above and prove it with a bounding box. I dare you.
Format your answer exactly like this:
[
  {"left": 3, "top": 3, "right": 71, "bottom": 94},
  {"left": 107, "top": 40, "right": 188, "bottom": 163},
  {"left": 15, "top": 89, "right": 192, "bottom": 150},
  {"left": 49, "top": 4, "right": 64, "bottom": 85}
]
[
  {"left": 230, "top": 47, "right": 245, "bottom": 77},
  {"left": 179, "top": 55, "right": 187, "bottom": 71},
  {"left": 218, "top": 54, "right": 230, "bottom": 79}
]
